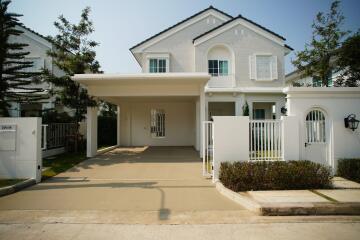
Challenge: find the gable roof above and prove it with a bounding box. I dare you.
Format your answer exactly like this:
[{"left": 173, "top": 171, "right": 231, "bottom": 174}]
[
  {"left": 193, "top": 14, "right": 287, "bottom": 44},
  {"left": 129, "top": 6, "right": 232, "bottom": 51}
]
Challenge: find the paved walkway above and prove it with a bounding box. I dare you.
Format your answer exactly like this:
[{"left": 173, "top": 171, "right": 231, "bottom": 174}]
[{"left": 0, "top": 147, "right": 246, "bottom": 222}]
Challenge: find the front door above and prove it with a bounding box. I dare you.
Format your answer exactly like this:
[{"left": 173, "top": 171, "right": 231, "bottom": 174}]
[{"left": 304, "top": 109, "right": 328, "bottom": 166}]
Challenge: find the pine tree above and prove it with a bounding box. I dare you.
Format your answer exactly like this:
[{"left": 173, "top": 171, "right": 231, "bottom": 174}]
[
  {"left": 0, "top": 0, "right": 44, "bottom": 116},
  {"left": 43, "top": 7, "right": 100, "bottom": 151},
  {"left": 292, "top": 1, "right": 349, "bottom": 87},
  {"left": 334, "top": 31, "right": 360, "bottom": 87}
]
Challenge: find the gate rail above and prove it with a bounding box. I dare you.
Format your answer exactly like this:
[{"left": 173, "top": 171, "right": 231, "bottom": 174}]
[{"left": 249, "top": 120, "right": 283, "bottom": 161}]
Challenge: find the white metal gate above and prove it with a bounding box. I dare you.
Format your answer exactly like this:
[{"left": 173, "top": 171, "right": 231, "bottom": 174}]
[
  {"left": 202, "top": 121, "right": 213, "bottom": 177},
  {"left": 305, "top": 109, "right": 328, "bottom": 166},
  {"left": 249, "top": 120, "right": 283, "bottom": 161}
]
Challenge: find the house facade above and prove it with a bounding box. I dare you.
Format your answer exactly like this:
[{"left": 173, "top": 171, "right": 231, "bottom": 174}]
[
  {"left": 73, "top": 6, "right": 293, "bottom": 157},
  {"left": 7, "top": 25, "right": 67, "bottom": 117}
]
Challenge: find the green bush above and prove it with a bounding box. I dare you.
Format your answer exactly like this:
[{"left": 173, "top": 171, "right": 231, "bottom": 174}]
[
  {"left": 219, "top": 160, "right": 332, "bottom": 192},
  {"left": 337, "top": 158, "right": 360, "bottom": 183}
]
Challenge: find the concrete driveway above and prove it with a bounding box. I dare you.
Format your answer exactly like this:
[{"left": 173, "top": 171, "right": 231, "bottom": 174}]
[{"left": 0, "top": 147, "right": 247, "bottom": 222}]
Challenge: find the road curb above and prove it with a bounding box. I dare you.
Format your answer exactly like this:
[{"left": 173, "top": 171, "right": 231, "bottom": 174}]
[
  {"left": 0, "top": 179, "right": 36, "bottom": 197},
  {"left": 215, "top": 181, "right": 360, "bottom": 216}
]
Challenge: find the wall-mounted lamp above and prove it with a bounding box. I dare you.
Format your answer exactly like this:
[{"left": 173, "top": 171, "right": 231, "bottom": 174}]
[
  {"left": 344, "top": 114, "right": 359, "bottom": 131},
  {"left": 281, "top": 107, "right": 287, "bottom": 115}
]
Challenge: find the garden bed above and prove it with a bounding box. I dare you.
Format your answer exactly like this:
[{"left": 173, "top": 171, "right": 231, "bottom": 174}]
[{"left": 219, "top": 160, "right": 332, "bottom": 192}]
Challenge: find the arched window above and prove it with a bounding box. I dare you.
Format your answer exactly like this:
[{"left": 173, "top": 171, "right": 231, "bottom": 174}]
[{"left": 305, "top": 109, "right": 326, "bottom": 143}]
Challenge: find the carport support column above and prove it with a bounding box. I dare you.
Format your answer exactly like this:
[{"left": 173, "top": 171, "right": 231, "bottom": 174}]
[
  {"left": 117, "top": 105, "right": 121, "bottom": 146},
  {"left": 86, "top": 106, "right": 98, "bottom": 157},
  {"left": 199, "top": 85, "right": 205, "bottom": 158}
]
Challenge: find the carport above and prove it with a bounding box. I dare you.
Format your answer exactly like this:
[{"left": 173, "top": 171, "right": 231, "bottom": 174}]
[{"left": 72, "top": 73, "right": 210, "bottom": 158}]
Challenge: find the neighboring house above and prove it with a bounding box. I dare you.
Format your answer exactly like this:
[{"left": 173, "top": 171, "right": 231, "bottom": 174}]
[
  {"left": 7, "top": 25, "right": 68, "bottom": 117},
  {"left": 73, "top": 6, "right": 293, "bottom": 156},
  {"left": 286, "top": 69, "right": 340, "bottom": 87}
]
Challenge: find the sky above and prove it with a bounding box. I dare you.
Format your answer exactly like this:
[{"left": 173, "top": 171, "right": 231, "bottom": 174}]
[{"left": 9, "top": 0, "right": 360, "bottom": 74}]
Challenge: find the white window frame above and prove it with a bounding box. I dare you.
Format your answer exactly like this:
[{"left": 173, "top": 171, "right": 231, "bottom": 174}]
[
  {"left": 255, "top": 54, "right": 272, "bottom": 81},
  {"left": 146, "top": 53, "right": 170, "bottom": 73},
  {"left": 250, "top": 53, "right": 277, "bottom": 81},
  {"left": 208, "top": 59, "right": 229, "bottom": 77},
  {"left": 22, "top": 57, "right": 44, "bottom": 72}
]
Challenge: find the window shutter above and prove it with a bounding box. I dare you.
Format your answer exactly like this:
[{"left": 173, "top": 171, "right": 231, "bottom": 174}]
[
  {"left": 271, "top": 55, "right": 278, "bottom": 80},
  {"left": 249, "top": 55, "right": 256, "bottom": 80}
]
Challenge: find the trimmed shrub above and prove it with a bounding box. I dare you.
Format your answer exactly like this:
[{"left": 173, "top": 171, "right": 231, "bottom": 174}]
[
  {"left": 337, "top": 158, "right": 360, "bottom": 183},
  {"left": 219, "top": 160, "right": 332, "bottom": 192}
]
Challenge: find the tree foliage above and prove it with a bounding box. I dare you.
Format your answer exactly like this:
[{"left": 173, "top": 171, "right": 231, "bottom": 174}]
[
  {"left": 44, "top": 6, "right": 100, "bottom": 124},
  {"left": 292, "top": 1, "right": 348, "bottom": 87},
  {"left": 0, "top": 0, "right": 44, "bottom": 116},
  {"left": 334, "top": 31, "right": 360, "bottom": 87}
]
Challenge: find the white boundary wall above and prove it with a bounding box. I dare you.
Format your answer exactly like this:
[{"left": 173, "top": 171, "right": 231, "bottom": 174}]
[
  {"left": 212, "top": 116, "right": 249, "bottom": 180},
  {"left": 0, "top": 117, "right": 42, "bottom": 182},
  {"left": 285, "top": 87, "right": 360, "bottom": 170}
]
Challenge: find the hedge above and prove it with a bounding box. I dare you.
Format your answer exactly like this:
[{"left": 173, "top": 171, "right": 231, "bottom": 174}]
[
  {"left": 337, "top": 158, "right": 360, "bottom": 183},
  {"left": 219, "top": 160, "right": 332, "bottom": 192}
]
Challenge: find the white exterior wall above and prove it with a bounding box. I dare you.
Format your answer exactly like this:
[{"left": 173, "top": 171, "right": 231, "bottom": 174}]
[
  {"left": 7, "top": 26, "right": 67, "bottom": 117},
  {"left": 212, "top": 116, "right": 249, "bottom": 180},
  {"left": 0, "top": 118, "right": 42, "bottom": 182},
  {"left": 286, "top": 88, "right": 360, "bottom": 169},
  {"left": 195, "top": 24, "right": 286, "bottom": 88},
  {"left": 139, "top": 13, "right": 228, "bottom": 73},
  {"left": 119, "top": 101, "right": 195, "bottom": 146}
]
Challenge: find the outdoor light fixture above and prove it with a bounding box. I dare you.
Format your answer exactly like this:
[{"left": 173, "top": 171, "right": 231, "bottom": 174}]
[
  {"left": 344, "top": 114, "right": 360, "bottom": 131},
  {"left": 281, "top": 107, "right": 287, "bottom": 115}
]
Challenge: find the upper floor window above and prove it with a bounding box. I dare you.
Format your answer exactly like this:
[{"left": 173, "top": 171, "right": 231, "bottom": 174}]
[
  {"left": 249, "top": 54, "right": 278, "bottom": 81},
  {"left": 21, "top": 57, "right": 44, "bottom": 73},
  {"left": 149, "top": 58, "right": 166, "bottom": 73},
  {"left": 208, "top": 60, "right": 228, "bottom": 76},
  {"left": 256, "top": 56, "right": 272, "bottom": 80}
]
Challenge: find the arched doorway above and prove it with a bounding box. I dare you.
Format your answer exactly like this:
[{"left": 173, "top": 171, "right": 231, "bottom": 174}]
[{"left": 304, "top": 108, "right": 328, "bottom": 166}]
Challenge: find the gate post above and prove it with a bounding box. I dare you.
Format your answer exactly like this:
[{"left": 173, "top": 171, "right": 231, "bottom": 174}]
[
  {"left": 212, "top": 116, "right": 249, "bottom": 181},
  {"left": 281, "top": 116, "right": 300, "bottom": 160}
]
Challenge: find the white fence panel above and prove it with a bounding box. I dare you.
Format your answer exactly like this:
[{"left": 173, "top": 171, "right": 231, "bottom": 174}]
[
  {"left": 41, "top": 123, "right": 76, "bottom": 150},
  {"left": 202, "top": 121, "right": 213, "bottom": 177},
  {"left": 249, "top": 120, "right": 283, "bottom": 161}
]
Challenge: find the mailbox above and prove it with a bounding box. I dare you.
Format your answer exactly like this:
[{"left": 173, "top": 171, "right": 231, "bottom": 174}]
[{"left": 0, "top": 124, "right": 17, "bottom": 151}]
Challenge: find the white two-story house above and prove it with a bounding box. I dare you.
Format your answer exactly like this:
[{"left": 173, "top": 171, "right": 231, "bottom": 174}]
[
  {"left": 8, "top": 25, "right": 67, "bottom": 117},
  {"left": 73, "top": 6, "right": 293, "bottom": 157}
]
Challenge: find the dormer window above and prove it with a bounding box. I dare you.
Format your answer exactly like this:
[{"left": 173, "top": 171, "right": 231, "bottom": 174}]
[
  {"left": 149, "top": 58, "right": 167, "bottom": 73},
  {"left": 208, "top": 60, "right": 228, "bottom": 76}
]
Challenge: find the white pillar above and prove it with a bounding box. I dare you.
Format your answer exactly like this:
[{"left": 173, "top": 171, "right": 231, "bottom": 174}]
[
  {"left": 199, "top": 85, "right": 205, "bottom": 158},
  {"left": 86, "top": 107, "right": 98, "bottom": 157},
  {"left": 212, "top": 116, "right": 249, "bottom": 181},
  {"left": 281, "top": 116, "right": 300, "bottom": 160},
  {"left": 195, "top": 100, "right": 200, "bottom": 151},
  {"left": 117, "top": 105, "right": 121, "bottom": 146}
]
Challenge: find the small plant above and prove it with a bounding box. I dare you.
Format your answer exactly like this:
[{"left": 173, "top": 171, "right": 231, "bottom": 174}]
[
  {"left": 337, "top": 158, "right": 360, "bottom": 183},
  {"left": 242, "top": 101, "right": 249, "bottom": 116},
  {"left": 219, "top": 160, "right": 332, "bottom": 192}
]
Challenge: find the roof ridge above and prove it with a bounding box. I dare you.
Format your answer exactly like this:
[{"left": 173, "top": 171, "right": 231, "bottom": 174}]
[{"left": 129, "top": 6, "right": 232, "bottom": 51}]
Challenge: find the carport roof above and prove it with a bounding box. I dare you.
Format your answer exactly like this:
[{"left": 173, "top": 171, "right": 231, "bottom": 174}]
[{"left": 73, "top": 73, "right": 211, "bottom": 86}]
